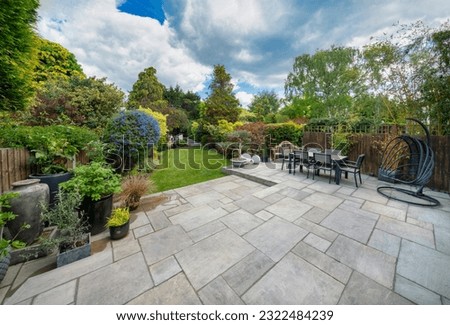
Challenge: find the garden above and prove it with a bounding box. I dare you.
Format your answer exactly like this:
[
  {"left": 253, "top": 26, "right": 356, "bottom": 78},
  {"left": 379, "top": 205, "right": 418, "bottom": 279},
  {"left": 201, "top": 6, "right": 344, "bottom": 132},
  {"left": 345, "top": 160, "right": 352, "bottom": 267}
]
[{"left": 1, "top": 1, "right": 449, "bottom": 285}]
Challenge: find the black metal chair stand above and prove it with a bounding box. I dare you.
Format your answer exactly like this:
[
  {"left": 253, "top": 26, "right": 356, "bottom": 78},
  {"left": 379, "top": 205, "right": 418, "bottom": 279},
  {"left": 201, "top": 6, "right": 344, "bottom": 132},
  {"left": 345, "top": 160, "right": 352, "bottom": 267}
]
[{"left": 377, "top": 118, "right": 440, "bottom": 207}]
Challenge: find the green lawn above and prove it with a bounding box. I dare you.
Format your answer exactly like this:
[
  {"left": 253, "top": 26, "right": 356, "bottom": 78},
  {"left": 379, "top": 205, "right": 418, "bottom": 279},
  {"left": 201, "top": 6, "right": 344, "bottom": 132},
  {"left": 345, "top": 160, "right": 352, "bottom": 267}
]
[{"left": 151, "top": 147, "right": 230, "bottom": 192}]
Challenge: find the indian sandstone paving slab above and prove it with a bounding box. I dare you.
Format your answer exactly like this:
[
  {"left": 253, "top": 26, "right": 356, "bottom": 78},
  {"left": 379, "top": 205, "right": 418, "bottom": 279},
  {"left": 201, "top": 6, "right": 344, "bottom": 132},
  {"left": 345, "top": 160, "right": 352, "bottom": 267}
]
[
  {"left": 133, "top": 224, "right": 155, "bottom": 239},
  {"left": 127, "top": 273, "right": 201, "bottom": 305},
  {"left": 294, "top": 217, "right": 338, "bottom": 242},
  {"left": 302, "top": 233, "right": 331, "bottom": 252},
  {"left": 175, "top": 229, "right": 255, "bottom": 290},
  {"left": 5, "top": 249, "right": 113, "bottom": 305},
  {"left": 198, "top": 276, "right": 243, "bottom": 305},
  {"left": 367, "top": 229, "right": 401, "bottom": 257},
  {"left": 146, "top": 210, "right": 171, "bottom": 231},
  {"left": 351, "top": 188, "right": 389, "bottom": 204},
  {"left": 362, "top": 201, "right": 406, "bottom": 221},
  {"left": 252, "top": 186, "right": 283, "bottom": 199},
  {"left": 185, "top": 190, "right": 226, "bottom": 207},
  {"left": 0, "top": 286, "right": 10, "bottom": 305},
  {"left": 209, "top": 180, "right": 242, "bottom": 193},
  {"left": 394, "top": 275, "right": 442, "bottom": 305},
  {"left": 326, "top": 235, "right": 396, "bottom": 289},
  {"left": 112, "top": 238, "right": 142, "bottom": 261},
  {"left": 129, "top": 211, "right": 150, "bottom": 229},
  {"left": 32, "top": 280, "right": 77, "bottom": 305},
  {"left": 397, "top": 240, "right": 450, "bottom": 299},
  {"left": 220, "top": 209, "right": 264, "bottom": 236},
  {"left": 338, "top": 272, "right": 412, "bottom": 305},
  {"left": 222, "top": 250, "right": 275, "bottom": 296},
  {"left": 9, "top": 254, "right": 57, "bottom": 291},
  {"left": 376, "top": 216, "right": 435, "bottom": 248},
  {"left": 261, "top": 192, "right": 286, "bottom": 204},
  {"left": 150, "top": 256, "right": 182, "bottom": 286},
  {"left": 291, "top": 242, "right": 352, "bottom": 284},
  {"left": 255, "top": 209, "right": 274, "bottom": 221},
  {"left": 242, "top": 253, "right": 344, "bottom": 305},
  {"left": 187, "top": 220, "right": 227, "bottom": 243},
  {"left": 302, "top": 192, "right": 344, "bottom": 212},
  {"left": 244, "top": 216, "right": 308, "bottom": 262},
  {"left": 277, "top": 187, "right": 311, "bottom": 200},
  {"left": 407, "top": 206, "right": 450, "bottom": 230},
  {"left": 435, "top": 226, "right": 450, "bottom": 255},
  {"left": 233, "top": 195, "right": 271, "bottom": 214},
  {"left": 265, "top": 197, "right": 313, "bottom": 222},
  {"left": 77, "top": 252, "right": 153, "bottom": 305},
  {"left": 163, "top": 203, "right": 195, "bottom": 217},
  {"left": 139, "top": 225, "right": 193, "bottom": 265},
  {"left": 300, "top": 207, "right": 330, "bottom": 224},
  {"left": 320, "top": 208, "right": 378, "bottom": 244},
  {"left": 306, "top": 181, "right": 340, "bottom": 194},
  {"left": 169, "top": 205, "right": 228, "bottom": 232}
]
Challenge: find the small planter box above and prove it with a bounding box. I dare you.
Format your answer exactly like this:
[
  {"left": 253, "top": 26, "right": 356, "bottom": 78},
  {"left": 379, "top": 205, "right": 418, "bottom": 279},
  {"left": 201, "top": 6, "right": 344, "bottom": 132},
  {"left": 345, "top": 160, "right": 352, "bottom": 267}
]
[
  {"left": 10, "top": 226, "right": 58, "bottom": 265},
  {"left": 56, "top": 233, "right": 91, "bottom": 268}
]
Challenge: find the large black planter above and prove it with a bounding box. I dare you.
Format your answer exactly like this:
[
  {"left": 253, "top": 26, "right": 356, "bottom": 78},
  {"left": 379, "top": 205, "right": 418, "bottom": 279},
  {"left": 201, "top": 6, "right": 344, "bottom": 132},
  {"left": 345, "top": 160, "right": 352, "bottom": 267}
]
[
  {"left": 29, "top": 172, "right": 72, "bottom": 206},
  {"left": 0, "top": 250, "right": 11, "bottom": 283},
  {"left": 80, "top": 194, "right": 113, "bottom": 235}
]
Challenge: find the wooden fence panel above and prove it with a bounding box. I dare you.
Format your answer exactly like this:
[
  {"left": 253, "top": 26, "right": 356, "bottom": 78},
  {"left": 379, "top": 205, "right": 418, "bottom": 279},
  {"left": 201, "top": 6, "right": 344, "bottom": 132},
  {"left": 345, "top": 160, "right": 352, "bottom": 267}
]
[{"left": 303, "top": 132, "right": 449, "bottom": 193}]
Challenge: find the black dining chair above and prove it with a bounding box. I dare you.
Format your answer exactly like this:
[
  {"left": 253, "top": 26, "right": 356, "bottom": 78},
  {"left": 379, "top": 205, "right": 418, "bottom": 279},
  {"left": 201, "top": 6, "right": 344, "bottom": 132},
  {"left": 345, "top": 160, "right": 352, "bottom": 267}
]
[
  {"left": 338, "top": 154, "right": 365, "bottom": 187},
  {"left": 280, "top": 147, "right": 292, "bottom": 170},
  {"left": 293, "top": 150, "right": 310, "bottom": 175},
  {"left": 313, "top": 152, "right": 335, "bottom": 183}
]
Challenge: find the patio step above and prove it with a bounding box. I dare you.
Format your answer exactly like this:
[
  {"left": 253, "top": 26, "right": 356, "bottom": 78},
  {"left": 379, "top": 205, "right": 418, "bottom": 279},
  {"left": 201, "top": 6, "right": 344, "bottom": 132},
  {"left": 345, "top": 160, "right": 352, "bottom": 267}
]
[{"left": 222, "top": 166, "right": 277, "bottom": 187}]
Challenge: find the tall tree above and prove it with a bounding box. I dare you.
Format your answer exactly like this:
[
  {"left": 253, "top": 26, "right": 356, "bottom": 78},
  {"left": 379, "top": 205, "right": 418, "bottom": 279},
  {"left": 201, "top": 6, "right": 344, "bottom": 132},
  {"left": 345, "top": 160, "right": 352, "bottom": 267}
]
[
  {"left": 127, "top": 67, "right": 165, "bottom": 109},
  {"left": 248, "top": 90, "right": 280, "bottom": 121},
  {"left": 285, "top": 46, "right": 362, "bottom": 119},
  {"left": 163, "top": 85, "right": 201, "bottom": 119},
  {"left": 34, "top": 37, "right": 85, "bottom": 84},
  {"left": 204, "top": 64, "right": 240, "bottom": 124},
  {"left": 0, "top": 0, "right": 39, "bottom": 111}
]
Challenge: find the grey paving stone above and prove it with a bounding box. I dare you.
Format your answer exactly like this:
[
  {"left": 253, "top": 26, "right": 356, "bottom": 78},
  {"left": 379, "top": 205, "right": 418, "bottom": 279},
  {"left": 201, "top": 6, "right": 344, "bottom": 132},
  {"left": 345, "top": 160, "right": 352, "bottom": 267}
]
[
  {"left": 10, "top": 254, "right": 57, "bottom": 291},
  {"left": 302, "top": 192, "right": 344, "bottom": 212},
  {"left": 307, "top": 181, "right": 340, "bottom": 194},
  {"left": 139, "top": 225, "right": 193, "bottom": 265},
  {"left": 222, "top": 250, "right": 275, "bottom": 296},
  {"left": 77, "top": 252, "right": 153, "bottom": 304},
  {"left": 186, "top": 190, "right": 225, "bottom": 207},
  {"left": 301, "top": 207, "right": 329, "bottom": 224},
  {"left": 244, "top": 216, "right": 308, "bottom": 262},
  {"left": 406, "top": 217, "right": 434, "bottom": 231},
  {"left": 368, "top": 229, "right": 401, "bottom": 257},
  {"left": 150, "top": 256, "right": 182, "bottom": 286},
  {"left": 327, "top": 235, "right": 396, "bottom": 288},
  {"left": 292, "top": 242, "right": 352, "bottom": 284},
  {"left": 407, "top": 206, "right": 450, "bottom": 230},
  {"left": 234, "top": 195, "right": 270, "bottom": 214},
  {"left": 376, "top": 216, "right": 435, "bottom": 248},
  {"left": 222, "top": 190, "right": 244, "bottom": 201},
  {"left": 209, "top": 180, "right": 242, "bottom": 193},
  {"left": 277, "top": 187, "right": 311, "bottom": 200},
  {"left": 5, "top": 250, "right": 113, "bottom": 304},
  {"left": 362, "top": 201, "right": 406, "bottom": 221},
  {"left": 242, "top": 253, "right": 344, "bottom": 304},
  {"left": 295, "top": 217, "right": 338, "bottom": 242},
  {"left": 339, "top": 272, "right": 412, "bottom": 305},
  {"left": 435, "top": 226, "right": 450, "bottom": 255},
  {"left": 133, "top": 224, "right": 155, "bottom": 238},
  {"left": 352, "top": 188, "right": 388, "bottom": 204},
  {"left": 176, "top": 229, "right": 254, "bottom": 290},
  {"left": 112, "top": 238, "right": 142, "bottom": 261},
  {"left": 127, "top": 273, "right": 201, "bottom": 305},
  {"left": 199, "top": 277, "right": 243, "bottom": 304},
  {"left": 395, "top": 275, "right": 441, "bottom": 305},
  {"left": 188, "top": 220, "right": 227, "bottom": 242},
  {"left": 265, "top": 197, "right": 313, "bottom": 222},
  {"left": 222, "top": 202, "right": 240, "bottom": 213},
  {"left": 146, "top": 210, "right": 171, "bottom": 231},
  {"left": 255, "top": 209, "right": 274, "bottom": 221},
  {"left": 33, "top": 280, "right": 77, "bottom": 305},
  {"left": 262, "top": 192, "right": 285, "bottom": 204},
  {"left": 320, "top": 208, "right": 377, "bottom": 244},
  {"left": 303, "top": 233, "right": 331, "bottom": 252},
  {"left": 336, "top": 187, "right": 356, "bottom": 196},
  {"left": 175, "top": 185, "right": 207, "bottom": 198},
  {"left": 129, "top": 211, "right": 150, "bottom": 229},
  {"left": 163, "top": 203, "right": 195, "bottom": 217},
  {"left": 397, "top": 240, "right": 450, "bottom": 298},
  {"left": 252, "top": 186, "right": 283, "bottom": 199},
  {"left": 1, "top": 262, "right": 21, "bottom": 288},
  {"left": 169, "top": 205, "right": 228, "bottom": 232},
  {"left": 443, "top": 297, "right": 450, "bottom": 305},
  {"left": 220, "top": 196, "right": 234, "bottom": 205},
  {"left": 220, "top": 209, "right": 263, "bottom": 235},
  {"left": 0, "top": 286, "right": 10, "bottom": 305}
]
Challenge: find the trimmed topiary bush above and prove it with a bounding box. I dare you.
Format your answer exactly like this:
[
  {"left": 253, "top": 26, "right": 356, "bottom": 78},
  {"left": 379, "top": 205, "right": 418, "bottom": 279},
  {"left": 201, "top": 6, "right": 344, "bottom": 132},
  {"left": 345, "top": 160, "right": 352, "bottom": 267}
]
[{"left": 103, "top": 110, "right": 160, "bottom": 172}]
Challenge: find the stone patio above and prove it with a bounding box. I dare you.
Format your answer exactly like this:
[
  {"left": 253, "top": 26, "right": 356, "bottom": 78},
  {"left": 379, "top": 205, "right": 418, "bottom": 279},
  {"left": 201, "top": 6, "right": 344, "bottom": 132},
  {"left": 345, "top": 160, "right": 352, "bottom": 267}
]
[{"left": 1, "top": 162, "right": 449, "bottom": 305}]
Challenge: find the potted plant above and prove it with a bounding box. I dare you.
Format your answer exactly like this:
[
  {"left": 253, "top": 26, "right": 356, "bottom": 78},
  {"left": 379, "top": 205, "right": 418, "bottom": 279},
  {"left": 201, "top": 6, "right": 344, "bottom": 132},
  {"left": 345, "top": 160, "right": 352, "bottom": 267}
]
[
  {"left": 119, "top": 173, "right": 155, "bottom": 210},
  {"left": 106, "top": 207, "right": 130, "bottom": 240},
  {"left": 60, "top": 162, "right": 121, "bottom": 235},
  {"left": 40, "top": 191, "right": 91, "bottom": 267},
  {"left": 1, "top": 192, "right": 27, "bottom": 282}
]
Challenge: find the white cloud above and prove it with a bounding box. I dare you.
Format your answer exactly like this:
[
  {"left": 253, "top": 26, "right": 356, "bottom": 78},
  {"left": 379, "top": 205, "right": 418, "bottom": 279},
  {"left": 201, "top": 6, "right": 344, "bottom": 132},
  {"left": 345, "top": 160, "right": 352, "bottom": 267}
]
[{"left": 235, "top": 91, "right": 254, "bottom": 108}]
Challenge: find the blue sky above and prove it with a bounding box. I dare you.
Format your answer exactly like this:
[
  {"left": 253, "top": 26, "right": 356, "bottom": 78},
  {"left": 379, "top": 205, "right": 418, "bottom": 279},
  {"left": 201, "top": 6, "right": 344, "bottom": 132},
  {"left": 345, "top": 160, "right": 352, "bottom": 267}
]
[{"left": 37, "top": 0, "right": 450, "bottom": 107}]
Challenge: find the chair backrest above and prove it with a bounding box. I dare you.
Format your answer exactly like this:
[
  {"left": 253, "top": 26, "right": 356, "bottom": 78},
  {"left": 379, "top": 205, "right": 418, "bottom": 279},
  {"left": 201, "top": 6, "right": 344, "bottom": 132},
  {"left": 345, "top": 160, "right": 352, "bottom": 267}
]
[
  {"left": 280, "top": 147, "right": 291, "bottom": 158},
  {"left": 301, "top": 150, "right": 310, "bottom": 163},
  {"left": 314, "top": 152, "right": 332, "bottom": 167},
  {"left": 355, "top": 154, "right": 365, "bottom": 168}
]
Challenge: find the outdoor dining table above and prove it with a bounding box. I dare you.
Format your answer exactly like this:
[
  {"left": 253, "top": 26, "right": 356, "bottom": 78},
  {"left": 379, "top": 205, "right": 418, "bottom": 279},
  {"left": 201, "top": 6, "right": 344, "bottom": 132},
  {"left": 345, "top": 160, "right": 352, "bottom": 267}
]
[{"left": 288, "top": 151, "right": 347, "bottom": 185}]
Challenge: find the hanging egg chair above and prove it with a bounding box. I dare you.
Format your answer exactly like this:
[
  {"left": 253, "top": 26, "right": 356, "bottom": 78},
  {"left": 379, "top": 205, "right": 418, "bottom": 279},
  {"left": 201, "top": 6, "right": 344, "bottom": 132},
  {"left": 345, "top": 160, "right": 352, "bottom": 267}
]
[{"left": 377, "top": 118, "right": 440, "bottom": 206}]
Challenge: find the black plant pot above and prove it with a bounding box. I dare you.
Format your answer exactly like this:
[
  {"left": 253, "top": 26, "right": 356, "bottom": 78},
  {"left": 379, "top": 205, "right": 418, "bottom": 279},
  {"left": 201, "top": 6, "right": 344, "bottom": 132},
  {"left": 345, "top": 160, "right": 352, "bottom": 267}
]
[
  {"left": 29, "top": 172, "right": 72, "bottom": 206},
  {"left": 109, "top": 220, "right": 130, "bottom": 240},
  {"left": 80, "top": 194, "right": 113, "bottom": 235}
]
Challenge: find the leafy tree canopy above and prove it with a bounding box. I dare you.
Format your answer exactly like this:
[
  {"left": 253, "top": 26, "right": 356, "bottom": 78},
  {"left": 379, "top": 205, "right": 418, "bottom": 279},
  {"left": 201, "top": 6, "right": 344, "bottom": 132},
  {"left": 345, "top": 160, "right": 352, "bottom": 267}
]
[
  {"left": 127, "top": 67, "right": 166, "bottom": 109},
  {"left": 248, "top": 90, "right": 280, "bottom": 121},
  {"left": 163, "top": 85, "right": 201, "bottom": 119}
]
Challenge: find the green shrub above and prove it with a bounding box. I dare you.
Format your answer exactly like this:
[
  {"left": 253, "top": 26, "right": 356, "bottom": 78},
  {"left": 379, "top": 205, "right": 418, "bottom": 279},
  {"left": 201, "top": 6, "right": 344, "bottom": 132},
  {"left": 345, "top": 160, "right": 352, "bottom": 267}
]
[{"left": 264, "top": 122, "right": 303, "bottom": 146}]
